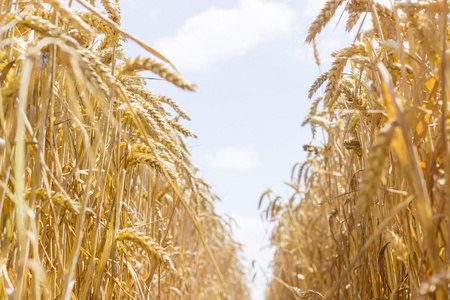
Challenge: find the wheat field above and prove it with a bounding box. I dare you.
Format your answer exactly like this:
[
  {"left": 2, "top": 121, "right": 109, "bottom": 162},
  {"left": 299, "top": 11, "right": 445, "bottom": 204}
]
[
  {"left": 263, "top": 0, "right": 450, "bottom": 299},
  {"left": 0, "top": 0, "right": 249, "bottom": 299},
  {"left": 1, "top": 0, "right": 450, "bottom": 299}
]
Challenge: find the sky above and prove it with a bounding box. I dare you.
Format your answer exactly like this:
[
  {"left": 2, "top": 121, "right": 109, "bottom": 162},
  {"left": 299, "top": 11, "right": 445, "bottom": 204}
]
[{"left": 119, "top": 0, "right": 390, "bottom": 299}]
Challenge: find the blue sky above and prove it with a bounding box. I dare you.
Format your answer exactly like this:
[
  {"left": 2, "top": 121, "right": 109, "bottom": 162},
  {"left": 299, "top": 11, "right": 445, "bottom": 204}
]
[{"left": 118, "top": 0, "right": 390, "bottom": 298}]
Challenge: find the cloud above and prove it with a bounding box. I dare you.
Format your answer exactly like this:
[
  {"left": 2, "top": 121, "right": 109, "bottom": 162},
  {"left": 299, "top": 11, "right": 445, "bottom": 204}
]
[
  {"left": 303, "top": 0, "right": 392, "bottom": 17},
  {"left": 154, "top": 0, "right": 296, "bottom": 71},
  {"left": 206, "top": 146, "right": 260, "bottom": 170},
  {"left": 302, "top": 0, "right": 326, "bottom": 16}
]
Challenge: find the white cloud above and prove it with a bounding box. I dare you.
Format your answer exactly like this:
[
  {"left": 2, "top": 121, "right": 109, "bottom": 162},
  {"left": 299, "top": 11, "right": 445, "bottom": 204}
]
[
  {"left": 154, "top": 0, "right": 296, "bottom": 71},
  {"left": 303, "top": 0, "right": 326, "bottom": 16},
  {"left": 303, "top": 0, "right": 392, "bottom": 17},
  {"left": 206, "top": 146, "right": 260, "bottom": 170}
]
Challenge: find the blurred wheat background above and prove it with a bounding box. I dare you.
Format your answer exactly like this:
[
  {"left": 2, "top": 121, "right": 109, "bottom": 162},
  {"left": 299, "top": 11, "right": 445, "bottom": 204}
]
[
  {"left": 263, "top": 0, "right": 450, "bottom": 299},
  {"left": 0, "top": 0, "right": 249, "bottom": 299}
]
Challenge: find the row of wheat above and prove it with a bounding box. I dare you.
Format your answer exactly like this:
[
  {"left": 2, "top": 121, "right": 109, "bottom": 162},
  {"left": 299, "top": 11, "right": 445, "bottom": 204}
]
[
  {"left": 0, "top": 0, "right": 249, "bottom": 299},
  {"left": 263, "top": 0, "right": 449, "bottom": 299}
]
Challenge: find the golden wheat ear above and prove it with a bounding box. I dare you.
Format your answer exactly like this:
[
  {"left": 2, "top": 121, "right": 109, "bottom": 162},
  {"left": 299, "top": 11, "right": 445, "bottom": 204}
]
[
  {"left": 265, "top": 1, "right": 450, "bottom": 299},
  {"left": 119, "top": 56, "right": 196, "bottom": 91},
  {"left": 0, "top": 1, "right": 249, "bottom": 299}
]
